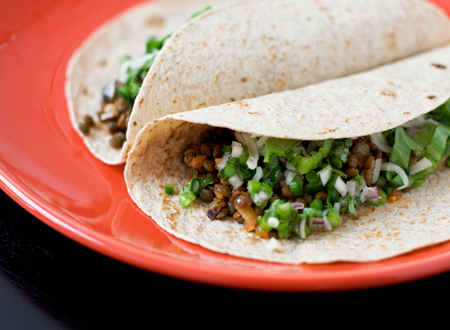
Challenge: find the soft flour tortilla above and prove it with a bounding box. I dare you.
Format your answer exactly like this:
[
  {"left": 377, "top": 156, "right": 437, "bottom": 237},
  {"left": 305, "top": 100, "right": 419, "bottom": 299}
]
[
  {"left": 124, "top": 44, "right": 450, "bottom": 264},
  {"left": 65, "top": 0, "right": 225, "bottom": 164},
  {"left": 66, "top": 0, "right": 450, "bottom": 165}
]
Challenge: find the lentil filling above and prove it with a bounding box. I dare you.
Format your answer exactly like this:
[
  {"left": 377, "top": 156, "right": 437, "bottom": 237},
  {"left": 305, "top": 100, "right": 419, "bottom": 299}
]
[
  {"left": 78, "top": 81, "right": 132, "bottom": 149},
  {"left": 76, "top": 6, "right": 213, "bottom": 150},
  {"left": 176, "top": 100, "right": 450, "bottom": 240}
]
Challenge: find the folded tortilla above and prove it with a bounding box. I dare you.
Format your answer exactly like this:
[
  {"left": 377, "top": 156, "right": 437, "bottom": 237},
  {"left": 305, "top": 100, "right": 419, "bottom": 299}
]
[
  {"left": 65, "top": 0, "right": 225, "bottom": 164},
  {"left": 66, "top": 0, "right": 450, "bottom": 165},
  {"left": 124, "top": 44, "right": 450, "bottom": 264}
]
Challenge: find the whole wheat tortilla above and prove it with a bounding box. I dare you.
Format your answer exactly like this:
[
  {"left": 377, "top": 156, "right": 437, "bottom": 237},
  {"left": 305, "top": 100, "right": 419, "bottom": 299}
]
[
  {"left": 65, "top": 0, "right": 226, "bottom": 164},
  {"left": 66, "top": 0, "right": 450, "bottom": 165},
  {"left": 124, "top": 44, "right": 450, "bottom": 264}
]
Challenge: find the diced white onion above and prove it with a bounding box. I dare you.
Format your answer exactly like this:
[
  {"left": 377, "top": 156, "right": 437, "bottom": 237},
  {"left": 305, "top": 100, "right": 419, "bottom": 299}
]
[
  {"left": 284, "top": 170, "right": 296, "bottom": 185},
  {"left": 334, "top": 176, "right": 347, "bottom": 197},
  {"left": 216, "top": 154, "right": 231, "bottom": 171},
  {"left": 299, "top": 219, "right": 306, "bottom": 239},
  {"left": 231, "top": 141, "right": 243, "bottom": 158},
  {"left": 380, "top": 162, "right": 409, "bottom": 190},
  {"left": 252, "top": 191, "right": 269, "bottom": 205},
  {"left": 360, "top": 186, "right": 378, "bottom": 203},
  {"left": 370, "top": 133, "right": 392, "bottom": 154},
  {"left": 119, "top": 52, "right": 156, "bottom": 83},
  {"left": 234, "top": 132, "right": 245, "bottom": 144},
  {"left": 267, "top": 217, "right": 279, "bottom": 228},
  {"left": 322, "top": 210, "right": 332, "bottom": 231},
  {"left": 409, "top": 157, "right": 433, "bottom": 176},
  {"left": 251, "top": 166, "right": 263, "bottom": 181},
  {"left": 333, "top": 202, "right": 341, "bottom": 215},
  {"left": 347, "top": 180, "right": 359, "bottom": 198},
  {"left": 309, "top": 217, "right": 324, "bottom": 232},
  {"left": 242, "top": 133, "right": 259, "bottom": 170},
  {"left": 319, "top": 166, "right": 332, "bottom": 186},
  {"left": 292, "top": 202, "right": 305, "bottom": 210},
  {"left": 372, "top": 158, "right": 382, "bottom": 184},
  {"left": 265, "top": 237, "right": 282, "bottom": 252},
  {"left": 256, "top": 136, "right": 269, "bottom": 148},
  {"left": 228, "top": 173, "right": 243, "bottom": 189}
]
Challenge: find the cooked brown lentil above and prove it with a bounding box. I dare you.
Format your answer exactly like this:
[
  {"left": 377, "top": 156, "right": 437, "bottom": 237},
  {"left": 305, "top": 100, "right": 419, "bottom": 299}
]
[
  {"left": 181, "top": 129, "right": 406, "bottom": 237},
  {"left": 78, "top": 80, "right": 131, "bottom": 149}
]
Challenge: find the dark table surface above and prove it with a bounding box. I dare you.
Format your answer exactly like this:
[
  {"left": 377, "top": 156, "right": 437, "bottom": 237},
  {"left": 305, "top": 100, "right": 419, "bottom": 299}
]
[{"left": 1, "top": 187, "right": 449, "bottom": 329}]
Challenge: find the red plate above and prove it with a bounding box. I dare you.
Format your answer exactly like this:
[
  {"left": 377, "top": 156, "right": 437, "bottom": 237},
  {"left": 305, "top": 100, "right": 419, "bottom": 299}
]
[{"left": 1, "top": 0, "right": 450, "bottom": 292}]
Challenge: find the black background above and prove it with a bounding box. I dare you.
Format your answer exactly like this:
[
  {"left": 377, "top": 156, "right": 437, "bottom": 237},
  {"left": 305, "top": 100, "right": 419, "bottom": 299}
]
[{"left": 0, "top": 188, "right": 448, "bottom": 328}]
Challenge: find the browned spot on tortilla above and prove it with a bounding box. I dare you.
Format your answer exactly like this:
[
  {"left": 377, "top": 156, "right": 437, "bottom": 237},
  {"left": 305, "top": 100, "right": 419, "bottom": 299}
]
[
  {"left": 431, "top": 63, "right": 447, "bottom": 69},
  {"left": 133, "top": 121, "right": 137, "bottom": 126},
  {"left": 146, "top": 15, "right": 164, "bottom": 28},
  {"left": 315, "top": 127, "right": 338, "bottom": 135},
  {"left": 241, "top": 77, "right": 248, "bottom": 83},
  {"left": 402, "top": 111, "right": 410, "bottom": 115},
  {"left": 139, "top": 98, "right": 145, "bottom": 106},
  {"left": 363, "top": 231, "right": 383, "bottom": 238},
  {"left": 81, "top": 87, "right": 89, "bottom": 95},
  {"left": 315, "top": 56, "right": 320, "bottom": 66},
  {"left": 198, "top": 103, "right": 206, "bottom": 107},
  {"left": 165, "top": 76, "right": 169, "bottom": 82},
  {"left": 274, "top": 78, "right": 287, "bottom": 90},
  {"left": 427, "top": 95, "right": 437, "bottom": 100},
  {"left": 230, "top": 97, "right": 236, "bottom": 102},
  {"left": 98, "top": 59, "right": 107, "bottom": 67},
  {"left": 345, "top": 118, "right": 349, "bottom": 123},
  {"left": 380, "top": 88, "right": 397, "bottom": 98},
  {"left": 387, "top": 81, "right": 402, "bottom": 89},
  {"left": 172, "top": 99, "right": 177, "bottom": 103},
  {"left": 301, "top": 67, "right": 312, "bottom": 78},
  {"left": 241, "top": 38, "right": 246, "bottom": 46},
  {"left": 384, "top": 33, "right": 398, "bottom": 52},
  {"left": 235, "top": 100, "right": 249, "bottom": 108}
]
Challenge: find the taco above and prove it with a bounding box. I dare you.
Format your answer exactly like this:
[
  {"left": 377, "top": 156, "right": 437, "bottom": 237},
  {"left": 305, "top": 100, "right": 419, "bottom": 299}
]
[
  {"left": 124, "top": 44, "right": 450, "bottom": 264},
  {"left": 66, "top": 0, "right": 450, "bottom": 165}
]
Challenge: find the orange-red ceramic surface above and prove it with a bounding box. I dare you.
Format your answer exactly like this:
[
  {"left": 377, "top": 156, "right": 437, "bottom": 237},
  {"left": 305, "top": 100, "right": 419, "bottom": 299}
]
[{"left": 1, "top": 0, "right": 450, "bottom": 292}]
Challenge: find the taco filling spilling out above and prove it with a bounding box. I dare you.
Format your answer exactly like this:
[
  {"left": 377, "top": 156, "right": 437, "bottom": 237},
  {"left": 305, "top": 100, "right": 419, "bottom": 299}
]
[
  {"left": 77, "top": 6, "right": 211, "bottom": 150},
  {"left": 174, "top": 98, "right": 450, "bottom": 240}
]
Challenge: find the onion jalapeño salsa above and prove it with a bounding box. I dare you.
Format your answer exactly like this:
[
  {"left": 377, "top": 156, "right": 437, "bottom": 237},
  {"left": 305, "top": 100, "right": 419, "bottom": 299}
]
[
  {"left": 172, "top": 98, "right": 450, "bottom": 240},
  {"left": 77, "top": 7, "right": 212, "bottom": 149}
]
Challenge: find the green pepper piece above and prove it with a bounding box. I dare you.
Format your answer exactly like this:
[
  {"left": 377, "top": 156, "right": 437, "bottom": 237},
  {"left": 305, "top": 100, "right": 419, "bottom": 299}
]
[{"left": 289, "top": 139, "right": 334, "bottom": 174}]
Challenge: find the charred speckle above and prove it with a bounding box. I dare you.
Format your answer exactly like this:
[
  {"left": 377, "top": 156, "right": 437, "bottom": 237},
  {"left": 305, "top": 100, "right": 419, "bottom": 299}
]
[
  {"left": 431, "top": 63, "right": 447, "bottom": 70},
  {"left": 207, "top": 208, "right": 220, "bottom": 220}
]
